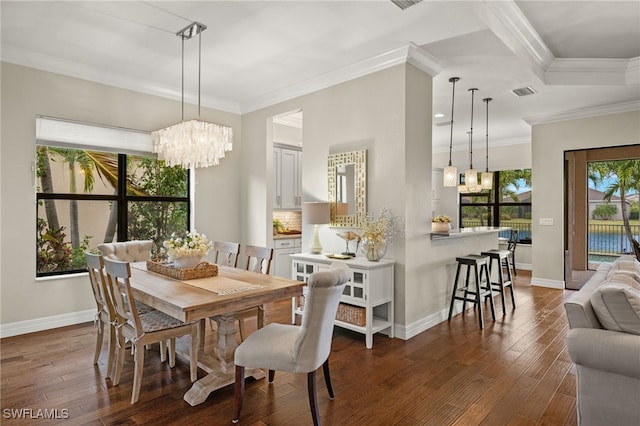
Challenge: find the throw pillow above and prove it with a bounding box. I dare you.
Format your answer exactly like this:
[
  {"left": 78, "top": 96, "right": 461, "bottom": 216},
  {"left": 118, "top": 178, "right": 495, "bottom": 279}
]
[
  {"left": 591, "top": 275, "right": 640, "bottom": 335},
  {"left": 607, "top": 258, "right": 640, "bottom": 284}
]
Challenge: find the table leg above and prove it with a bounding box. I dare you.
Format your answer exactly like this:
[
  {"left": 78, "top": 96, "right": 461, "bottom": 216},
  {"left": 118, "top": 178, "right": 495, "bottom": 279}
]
[{"left": 183, "top": 314, "right": 265, "bottom": 406}]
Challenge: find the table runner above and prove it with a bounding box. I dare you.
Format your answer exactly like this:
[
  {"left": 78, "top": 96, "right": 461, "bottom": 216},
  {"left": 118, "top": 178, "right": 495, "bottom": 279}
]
[{"left": 131, "top": 262, "right": 265, "bottom": 295}]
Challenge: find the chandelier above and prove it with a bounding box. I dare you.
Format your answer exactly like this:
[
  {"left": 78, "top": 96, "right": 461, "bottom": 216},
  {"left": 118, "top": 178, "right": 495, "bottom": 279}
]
[
  {"left": 481, "top": 97, "right": 493, "bottom": 190},
  {"left": 152, "top": 22, "right": 233, "bottom": 169},
  {"left": 443, "top": 77, "right": 459, "bottom": 187}
]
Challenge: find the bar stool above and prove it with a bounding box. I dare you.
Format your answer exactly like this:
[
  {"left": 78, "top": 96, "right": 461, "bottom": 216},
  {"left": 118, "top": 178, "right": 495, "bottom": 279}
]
[
  {"left": 481, "top": 249, "right": 516, "bottom": 315},
  {"left": 448, "top": 254, "right": 496, "bottom": 329}
]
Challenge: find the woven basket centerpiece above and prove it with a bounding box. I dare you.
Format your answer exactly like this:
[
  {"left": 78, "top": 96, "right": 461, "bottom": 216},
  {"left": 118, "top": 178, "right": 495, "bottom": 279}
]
[{"left": 147, "top": 260, "right": 218, "bottom": 280}]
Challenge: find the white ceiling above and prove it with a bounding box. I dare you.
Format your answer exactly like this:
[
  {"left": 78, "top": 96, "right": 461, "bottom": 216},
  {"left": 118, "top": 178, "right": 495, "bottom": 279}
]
[{"left": 2, "top": 1, "right": 639, "bottom": 151}]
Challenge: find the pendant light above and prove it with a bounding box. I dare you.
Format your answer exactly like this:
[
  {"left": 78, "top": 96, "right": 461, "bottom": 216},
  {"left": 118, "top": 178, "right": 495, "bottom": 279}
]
[
  {"left": 481, "top": 97, "right": 493, "bottom": 190},
  {"left": 463, "top": 88, "right": 478, "bottom": 192},
  {"left": 443, "top": 77, "right": 459, "bottom": 187},
  {"left": 151, "top": 22, "right": 233, "bottom": 169}
]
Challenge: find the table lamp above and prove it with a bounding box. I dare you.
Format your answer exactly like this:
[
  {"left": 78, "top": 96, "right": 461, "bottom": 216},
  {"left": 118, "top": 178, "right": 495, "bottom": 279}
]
[{"left": 303, "top": 202, "right": 330, "bottom": 254}]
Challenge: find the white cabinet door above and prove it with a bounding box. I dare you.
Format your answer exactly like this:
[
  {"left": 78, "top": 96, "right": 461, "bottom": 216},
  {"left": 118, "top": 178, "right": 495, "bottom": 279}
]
[
  {"left": 273, "top": 147, "right": 301, "bottom": 210},
  {"left": 280, "top": 149, "right": 299, "bottom": 209},
  {"left": 273, "top": 148, "right": 282, "bottom": 209},
  {"left": 275, "top": 247, "right": 297, "bottom": 277}
]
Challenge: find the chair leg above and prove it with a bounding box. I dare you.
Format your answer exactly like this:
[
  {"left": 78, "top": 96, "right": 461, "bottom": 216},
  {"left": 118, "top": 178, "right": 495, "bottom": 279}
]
[
  {"left": 93, "top": 320, "right": 104, "bottom": 365},
  {"left": 232, "top": 365, "right": 245, "bottom": 424},
  {"left": 131, "top": 344, "right": 144, "bottom": 404},
  {"left": 258, "top": 305, "right": 266, "bottom": 329},
  {"left": 322, "top": 359, "right": 335, "bottom": 400},
  {"left": 307, "top": 370, "right": 321, "bottom": 426},
  {"left": 106, "top": 324, "right": 117, "bottom": 380},
  {"left": 113, "top": 333, "right": 126, "bottom": 386},
  {"left": 238, "top": 319, "right": 246, "bottom": 341},
  {"left": 167, "top": 338, "right": 176, "bottom": 368},
  {"left": 159, "top": 340, "right": 167, "bottom": 362},
  {"left": 268, "top": 369, "right": 275, "bottom": 382}
]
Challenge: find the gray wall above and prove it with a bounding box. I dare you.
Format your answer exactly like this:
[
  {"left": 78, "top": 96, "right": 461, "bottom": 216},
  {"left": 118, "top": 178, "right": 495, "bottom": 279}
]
[{"left": 0, "top": 62, "right": 241, "bottom": 330}]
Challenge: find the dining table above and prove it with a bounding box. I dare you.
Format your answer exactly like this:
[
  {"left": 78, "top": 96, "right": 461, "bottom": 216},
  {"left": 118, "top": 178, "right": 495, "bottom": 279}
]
[{"left": 128, "top": 261, "right": 304, "bottom": 406}]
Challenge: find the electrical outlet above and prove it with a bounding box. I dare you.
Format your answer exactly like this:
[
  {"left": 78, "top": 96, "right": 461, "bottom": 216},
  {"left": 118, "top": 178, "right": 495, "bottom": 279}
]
[{"left": 539, "top": 217, "right": 554, "bottom": 226}]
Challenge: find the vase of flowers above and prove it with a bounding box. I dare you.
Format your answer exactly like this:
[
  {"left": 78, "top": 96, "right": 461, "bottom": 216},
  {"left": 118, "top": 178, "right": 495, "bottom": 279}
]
[
  {"left": 360, "top": 208, "right": 399, "bottom": 261},
  {"left": 431, "top": 215, "right": 451, "bottom": 233},
  {"left": 163, "top": 230, "right": 212, "bottom": 269}
]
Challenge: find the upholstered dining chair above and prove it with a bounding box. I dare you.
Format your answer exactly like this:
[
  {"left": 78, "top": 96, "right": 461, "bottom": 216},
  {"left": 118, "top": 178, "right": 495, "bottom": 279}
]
[
  {"left": 97, "top": 240, "right": 153, "bottom": 262},
  {"left": 103, "top": 258, "right": 200, "bottom": 404},
  {"left": 234, "top": 245, "right": 274, "bottom": 340},
  {"left": 232, "top": 263, "right": 351, "bottom": 426},
  {"left": 85, "top": 251, "right": 117, "bottom": 380},
  {"left": 97, "top": 240, "right": 156, "bottom": 315}
]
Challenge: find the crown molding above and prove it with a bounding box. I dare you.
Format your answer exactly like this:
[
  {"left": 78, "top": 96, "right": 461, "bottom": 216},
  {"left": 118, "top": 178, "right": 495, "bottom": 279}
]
[
  {"left": 480, "top": 0, "right": 554, "bottom": 83},
  {"left": 240, "top": 42, "right": 442, "bottom": 114},
  {"left": 1, "top": 45, "right": 242, "bottom": 114},
  {"left": 432, "top": 136, "right": 531, "bottom": 154},
  {"left": 545, "top": 58, "right": 635, "bottom": 85},
  {"left": 525, "top": 100, "right": 640, "bottom": 126}
]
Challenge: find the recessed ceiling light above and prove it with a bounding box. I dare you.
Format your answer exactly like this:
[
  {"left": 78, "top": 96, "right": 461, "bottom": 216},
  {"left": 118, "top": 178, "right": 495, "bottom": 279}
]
[{"left": 434, "top": 113, "right": 445, "bottom": 118}]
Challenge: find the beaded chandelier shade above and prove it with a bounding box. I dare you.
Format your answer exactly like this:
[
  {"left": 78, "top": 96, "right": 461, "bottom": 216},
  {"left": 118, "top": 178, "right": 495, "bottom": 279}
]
[{"left": 152, "top": 22, "right": 233, "bottom": 169}]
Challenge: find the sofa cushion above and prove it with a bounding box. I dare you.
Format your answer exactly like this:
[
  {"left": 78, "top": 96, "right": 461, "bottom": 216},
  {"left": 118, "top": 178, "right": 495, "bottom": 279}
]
[
  {"left": 591, "top": 274, "right": 640, "bottom": 335},
  {"left": 607, "top": 257, "right": 640, "bottom": 284}
]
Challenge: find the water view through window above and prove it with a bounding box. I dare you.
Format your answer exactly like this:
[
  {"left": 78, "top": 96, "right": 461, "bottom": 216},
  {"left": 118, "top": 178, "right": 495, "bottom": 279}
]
[{"left": 587, "top": 159, "right": 640, "bottom": 262}]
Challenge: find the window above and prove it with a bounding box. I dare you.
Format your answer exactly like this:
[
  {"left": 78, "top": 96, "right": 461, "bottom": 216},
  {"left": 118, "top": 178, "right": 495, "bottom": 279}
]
[
  {"left": 35, "top": 118, "right": 189, "bottom": 277},
  {"left": 459, "top": 169, "right": 532, "bottom": 242}
]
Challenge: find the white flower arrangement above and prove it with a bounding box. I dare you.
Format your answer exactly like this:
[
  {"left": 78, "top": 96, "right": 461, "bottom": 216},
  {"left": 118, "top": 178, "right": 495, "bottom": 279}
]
[{"left": 163, "top": 230, "right": 212, "bottom": 259}]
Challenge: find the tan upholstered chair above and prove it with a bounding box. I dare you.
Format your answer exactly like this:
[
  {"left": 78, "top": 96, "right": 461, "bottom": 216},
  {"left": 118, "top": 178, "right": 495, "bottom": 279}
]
[
  {"left": 97, "top": 240, "right": 155, "bottom": 315},
  {"left": 97, "top": 240, "right": 153, "bottom": 262},
  {"left": 233, "top": 263, "right": 351, "bottom": 426},
  {"left": 85, "top": 251, "right": 117, "bottom": 380},
  {"left": 103, "top": 258, "right": 200, "bottom": 404}
]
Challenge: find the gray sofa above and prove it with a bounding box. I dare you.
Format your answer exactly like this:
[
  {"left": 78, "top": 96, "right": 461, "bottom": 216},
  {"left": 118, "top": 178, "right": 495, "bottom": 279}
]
[{"left": 564, "top": 255, "right": 640, "bottom": 426}]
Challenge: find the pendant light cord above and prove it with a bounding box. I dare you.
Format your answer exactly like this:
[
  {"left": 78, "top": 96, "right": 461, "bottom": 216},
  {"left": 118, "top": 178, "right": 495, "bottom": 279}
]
[
  {"left": 198, "top": 31, "right": 202, "bottom": 118},
  {"left": 468, "top": 88, "right": 477, "bottom": 169},
  {"left": 181, "top": 36, "right": 185, "bottom": 122},
  {"left": 484, "top": 97, "right": 492, "bottom": 172},
  {"left": 448, "top": 77, "right": 459, "bottom": 167}
]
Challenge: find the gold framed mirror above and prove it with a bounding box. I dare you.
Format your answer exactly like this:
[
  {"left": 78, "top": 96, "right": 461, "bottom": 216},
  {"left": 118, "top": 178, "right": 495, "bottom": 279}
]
[{"left": 328, "top": 149, "right": 367, "bottom": 227}]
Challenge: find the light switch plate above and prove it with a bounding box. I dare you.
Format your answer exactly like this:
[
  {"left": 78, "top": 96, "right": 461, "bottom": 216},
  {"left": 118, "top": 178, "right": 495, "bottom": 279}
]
[{"left": 539, "top": 217, "right": 554, "bottom": 226}]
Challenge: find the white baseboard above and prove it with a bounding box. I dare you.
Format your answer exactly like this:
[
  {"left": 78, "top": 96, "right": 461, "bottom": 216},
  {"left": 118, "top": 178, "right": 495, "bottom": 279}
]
[
  {"left": 395, "top": 308, "right": 451, "bottom": 341},
  {"left": 530, "top": 276, "right": 565, "bottom": 289},
  {"left": 0, "top": 309, "right": 95, "bottom": 338}
]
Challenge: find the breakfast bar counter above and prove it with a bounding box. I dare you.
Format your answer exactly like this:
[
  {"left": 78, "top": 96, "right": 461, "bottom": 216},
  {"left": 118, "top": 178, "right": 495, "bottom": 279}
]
[{"left": 430, "top": 226, "right": 510, "bottom": 239}]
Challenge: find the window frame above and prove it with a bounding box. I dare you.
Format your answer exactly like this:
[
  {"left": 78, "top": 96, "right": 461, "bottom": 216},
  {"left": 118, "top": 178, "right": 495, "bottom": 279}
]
[
  {"left": 36, "top": 152, "right": 190, "bottom": 277},
  {"left": 459, "top": 169, "right": 532, "bottom": 243}
]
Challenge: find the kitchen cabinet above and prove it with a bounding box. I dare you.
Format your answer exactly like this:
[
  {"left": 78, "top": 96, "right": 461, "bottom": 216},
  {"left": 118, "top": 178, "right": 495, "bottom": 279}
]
[
  {"left": 273, "top": 237, "right": 301, "bottom": 277},
  {"left": 290, "top": 253, "right": 395, "bottom": 349},
  {"left": 273, "top": 146, "right": 302, "bottom": 209}
]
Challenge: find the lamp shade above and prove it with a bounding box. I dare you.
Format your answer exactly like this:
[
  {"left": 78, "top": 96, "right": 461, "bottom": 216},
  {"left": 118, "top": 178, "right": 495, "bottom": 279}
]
[{"left": 303, "top": 202, "right": 330, "bottom": 225}]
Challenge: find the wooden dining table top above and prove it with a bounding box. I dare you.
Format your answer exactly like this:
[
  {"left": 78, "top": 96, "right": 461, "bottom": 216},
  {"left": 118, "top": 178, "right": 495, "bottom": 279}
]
[{"left": 128, "top": 262, "right": 304, "bottom": 323}]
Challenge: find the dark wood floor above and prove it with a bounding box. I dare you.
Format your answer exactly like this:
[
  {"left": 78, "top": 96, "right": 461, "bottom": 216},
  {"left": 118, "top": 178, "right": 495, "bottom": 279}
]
[{"left": 1, "top": 271, "right": 579, "bottom": 425}]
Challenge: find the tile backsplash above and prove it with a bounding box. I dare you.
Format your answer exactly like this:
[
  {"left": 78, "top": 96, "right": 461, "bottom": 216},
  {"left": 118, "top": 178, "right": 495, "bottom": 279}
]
[{"left": 273, "top": 211, "right": 302, "bottom": 231}]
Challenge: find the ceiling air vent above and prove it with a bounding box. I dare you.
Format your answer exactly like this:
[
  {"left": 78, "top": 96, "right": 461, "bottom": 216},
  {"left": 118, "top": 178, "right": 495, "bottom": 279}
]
[
  {"left": 391, "top": 0, "right": 422, "bottom": 10},
  {"left": 511, "top": 86, "right": 537, "bottom": 97}
]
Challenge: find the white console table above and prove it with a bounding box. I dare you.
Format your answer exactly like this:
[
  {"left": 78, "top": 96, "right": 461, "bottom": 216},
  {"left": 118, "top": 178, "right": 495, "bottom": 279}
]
[{"left": 290, "top": 253, "right": 395, "bottom": 349}]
